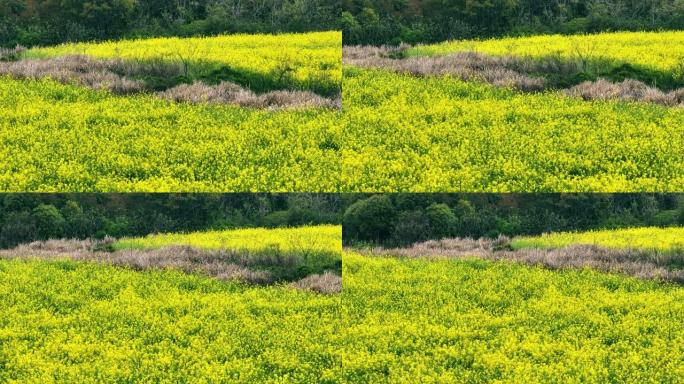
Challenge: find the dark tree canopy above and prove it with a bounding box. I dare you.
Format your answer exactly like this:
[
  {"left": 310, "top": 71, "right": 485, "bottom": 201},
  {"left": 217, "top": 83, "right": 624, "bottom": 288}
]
[
  {"left": 342, "top": 194, "right": 684, "bottom": 246},
  {"left": 0, "top": 194, "right": 342, "bottom": 248},
  {"left": 4, "top": 1, "right": 682, "bottom": 47},
  {"left": 342, "top": 0, "right": 684, "bottom": 45},
  {"left": 0, "top": 0, "right": 341, "bottom": 47}
]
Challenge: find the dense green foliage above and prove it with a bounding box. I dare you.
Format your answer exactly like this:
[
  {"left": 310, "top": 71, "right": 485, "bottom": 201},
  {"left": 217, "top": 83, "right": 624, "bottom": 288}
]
[
  {"left": 342, "top": 67, "right": 684, "bottom": 192},
  {"left": 342, "top": 0, "right": 684, "bottom": 45},
  {"left": 0, "top": 194, "right": 342, "bottom": 249},
  {"left": 0, "top": 259, "right": 340, "bottom": 383},
  {"left": 342, "top": 252, "right": 684, "bottom": 383},
  {"left": 0, "top": 0, "right": 340, "bottom": 48},
  {"left": 342, "top": 194, "right": 684, "bottom": 246}
]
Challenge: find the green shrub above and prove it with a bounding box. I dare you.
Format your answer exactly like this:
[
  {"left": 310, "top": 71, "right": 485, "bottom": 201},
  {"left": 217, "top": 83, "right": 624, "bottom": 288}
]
[
  {"left": 425, "top": 203, "right": 456, "bottom": 239},
  {"left": 262, "top": 210, "right": 290, "bottom": 228},
  {"left": 343, "top": 195, "right": 396, "bottom": 243},
  {"left": 391, "top": 210, "right": 430, "bottom": 246},
  {"left": 32, "top": 204, "right": 65, "bottom": 239},
  {"left": 650, "top": 210, "right": 681, "bottom": 227}
]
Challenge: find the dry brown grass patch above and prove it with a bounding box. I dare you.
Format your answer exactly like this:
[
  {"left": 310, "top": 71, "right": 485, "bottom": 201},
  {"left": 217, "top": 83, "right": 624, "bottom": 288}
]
[
  {"left": 158, "top": 81, "right": 339, "bottom": 110},
  {"left": 0, "top": 240, "right": 280, "bottom": 285},
  {"left": 565, "top": 78, "right": 684, "bottom": 107},
  {"left": 0, "top": 45, "right": 27, "bottom": 61},
  {"left": 344, "top": 46, "right": 555, "bottom": 92},
  {"left": 0, "top": 55, "right": 146, "bottom": 94},
  {"left": 358, "top": 237, "right": 684, "bottom": 283},
  {"left": 0, "top": 239, "right": 344, "bottom": 288},
  {"left": 292, "top": 272, "right": 342, "bottom": 294},
  {"left": 345, "top": 45, "right": 684, "bottom": 106},
  {"left": 1, "top": 54, "right": 339, "bottom": 109}
]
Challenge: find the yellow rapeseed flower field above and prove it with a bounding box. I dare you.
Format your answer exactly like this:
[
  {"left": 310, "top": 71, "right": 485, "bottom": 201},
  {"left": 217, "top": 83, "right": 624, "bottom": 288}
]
[
  {"left": 0, "top": 76, "right": 341, "bottom": 192},
  {"left": 0, "top": 259, "right": 341, "bottom": 383},
  {"left": 342, "top": 67, "right": 684, "bottom": 192},
  {"left": 113, "top": 225, "right": 342, "bottom": 254},
  {"left": 512, "top": 226, "right": 684, "bottom": 252},
  {"left": 342, "top": 252, "right": 684, "bottom": 383},
  {"left": 343, "top": 31, "right": 684, "bottom": 192},
  {"left": 1, "top": 32, "right": 342, "bottom": 192}
]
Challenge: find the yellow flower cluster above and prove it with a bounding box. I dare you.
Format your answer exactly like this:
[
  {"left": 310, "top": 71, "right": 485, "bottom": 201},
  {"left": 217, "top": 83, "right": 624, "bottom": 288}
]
[
  {"left": 0, "top": 76, "right": 341, "bottom": 192},
  {"left": 342, "top": 67, "right": 684, "bottom": 191},
  {"left": 409, "top": 31, "right": 684, "bottom": 76},
  {"left": 113, "top": 225, "right": 342, "bottom": 255},
  {"left": 342, "top": 252, "right": 684, "bottom": 383},
  {"left": 0, "top": 259, "right": 341, "bottom": 383},
  {"left": 512, "top": 226, "right": 684, "bottom": 252},
  {"left": 28, "top": 31, "right": 342, "bottom": 93}
]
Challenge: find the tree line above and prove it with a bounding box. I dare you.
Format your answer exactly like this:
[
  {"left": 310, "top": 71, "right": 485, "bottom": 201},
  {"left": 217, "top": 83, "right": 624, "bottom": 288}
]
[
  {"left": 0, "top": 194, "right": 342, "bottom": 248},
  {"left": 342, "top": 0, "right": 684, "bottom": 45},
  {"left": 4, "top": 1, "right": 682, "bottom": 48},
  {"left": 343, "top": 194, "right": 684, "bottom": 246},
  {"left": 0, "top": 0, "right": 340, "bottom": 48}
]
